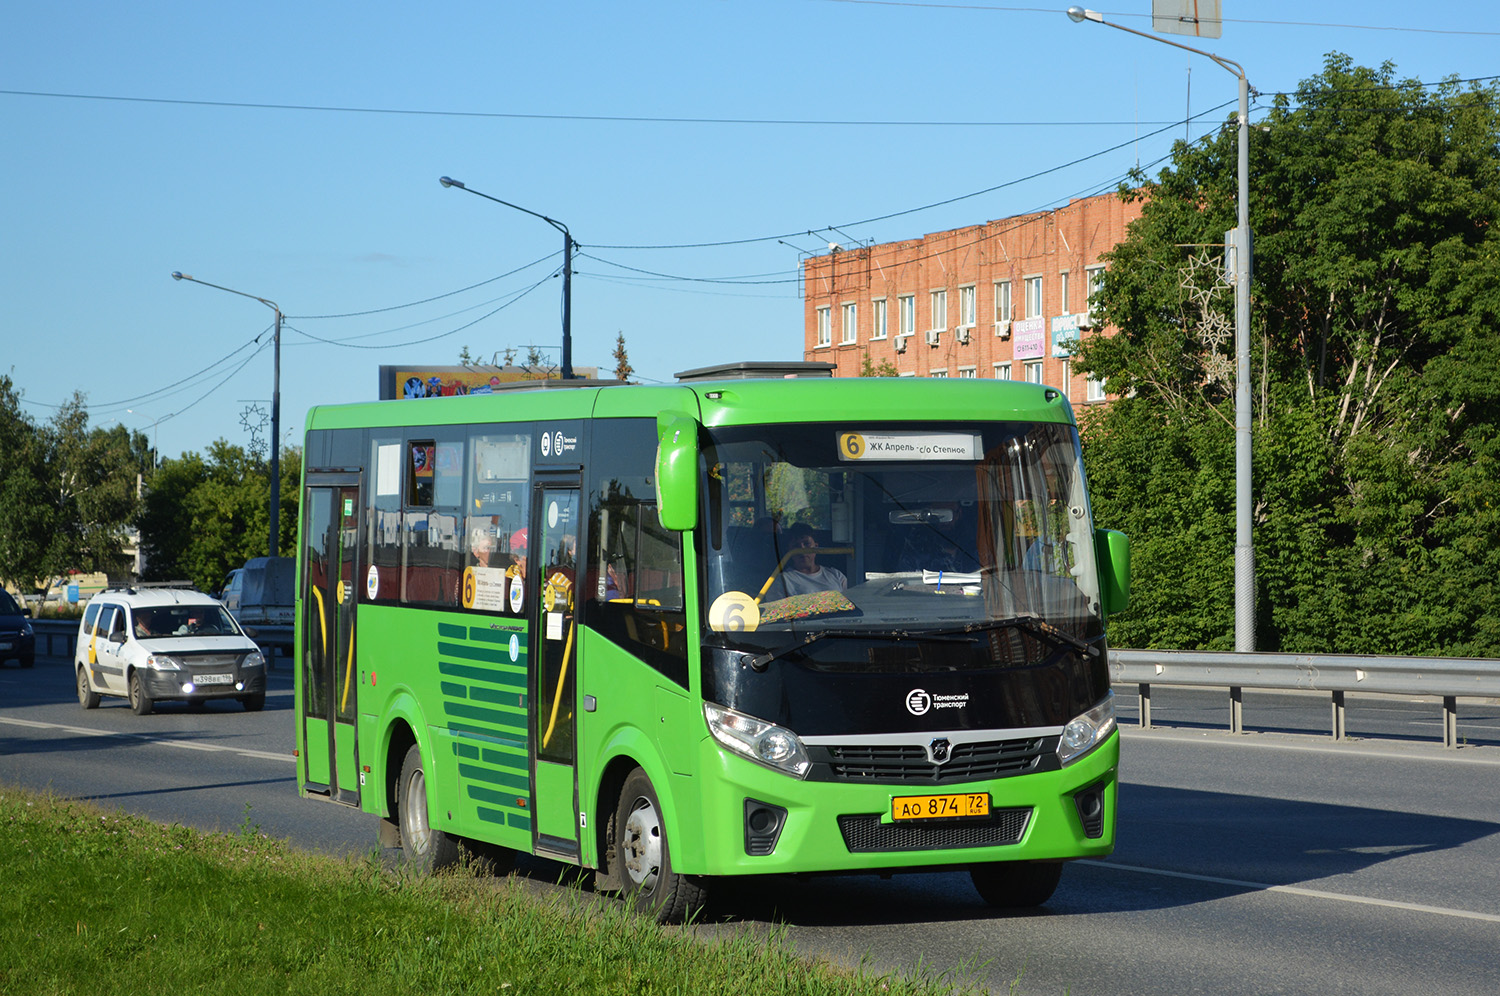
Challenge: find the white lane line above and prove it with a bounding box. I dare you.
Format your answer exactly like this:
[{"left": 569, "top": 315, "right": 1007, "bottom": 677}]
[
  {"left": 0, "top": 715, "right": 292, "bottom": 763},
  {"left": 1080, "top": 859, "right": 1500, "bottom": 923},
  {"left": 1119, "top": 727, "right": 1500, "bottom": 765}
]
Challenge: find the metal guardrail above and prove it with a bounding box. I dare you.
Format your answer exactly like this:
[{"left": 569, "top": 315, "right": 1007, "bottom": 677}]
[
  {"left": 1110, "top": 649, "right": 1500, "bottom": 748},
  {"left": 30, "top": 619, "right": 79, "bottom": 660}
]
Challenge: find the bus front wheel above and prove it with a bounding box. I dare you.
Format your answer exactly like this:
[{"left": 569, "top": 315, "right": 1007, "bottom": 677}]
[
  {"left": 969, "top": 861, "right": 1063, "bottom": 908},
  {"left": 614, "top": 768, "right": 707, "bottom": 924},
  {"left": 397, "top": 744, "right": 461, "bottom": 873}
]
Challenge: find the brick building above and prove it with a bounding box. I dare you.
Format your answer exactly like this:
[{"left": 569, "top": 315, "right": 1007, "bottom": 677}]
[{"left": 801, "top": 192, "right": 1142, "bottom": 404}]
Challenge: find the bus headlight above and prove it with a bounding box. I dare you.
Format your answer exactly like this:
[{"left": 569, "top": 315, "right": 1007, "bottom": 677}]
[
  {"left": 704, "top": 703, "right": 810, "bottom": 778},
  {"left": 1057, "top": 691, "right": 1115, "bottom": 766}
]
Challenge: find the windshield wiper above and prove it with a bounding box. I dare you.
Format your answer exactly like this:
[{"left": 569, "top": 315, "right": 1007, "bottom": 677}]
[
  {"left": 744, "top": 628, "right": 971, "bottom": 672},
  {"left": 926, "top": 616, "right": 1101, "bottom": 659}
]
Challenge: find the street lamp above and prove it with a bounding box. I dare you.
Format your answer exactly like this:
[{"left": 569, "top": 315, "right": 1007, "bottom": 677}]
[
  {"left": 170, "top": 271, "right": 284, "bottom": 559},
  {"left": 439, "top": 176, "right": 574, "bottom": 380},
  {"left": 125, "top": 409, "right": 172, "bottom": 468},
  {"left": 1067, "top": 6, "right": 1256, "bottom": 652}
]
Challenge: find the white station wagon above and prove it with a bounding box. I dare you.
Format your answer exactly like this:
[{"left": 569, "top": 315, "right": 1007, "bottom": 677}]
[{"left": 74, "top": 585, "right": 267, "bottom": 715}]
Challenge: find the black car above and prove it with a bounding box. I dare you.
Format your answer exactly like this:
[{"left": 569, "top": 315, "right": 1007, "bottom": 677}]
[{"left": 0, "top": 590, "right": 36, "bottom": 668}]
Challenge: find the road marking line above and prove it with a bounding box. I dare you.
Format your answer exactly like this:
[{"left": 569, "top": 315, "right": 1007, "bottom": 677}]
[
  {"left": 1120, "top": 727, "right": 1500, "bottom": 765},
  {"left": 1081, "top": 859, "right": 1500, "bottom": 923},
  {"left": 0, "top": 715, "right": 291, "bottom": 763}
]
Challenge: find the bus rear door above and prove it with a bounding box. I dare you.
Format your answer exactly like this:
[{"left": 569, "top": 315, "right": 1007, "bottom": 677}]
[{"left": 300, "top": 473, "right": 362, "bottom": 806}]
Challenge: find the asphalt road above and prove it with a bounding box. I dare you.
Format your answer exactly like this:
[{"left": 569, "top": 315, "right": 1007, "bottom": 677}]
[{"left": 3, "top": 656, "right": 1497, "bottom": 995}]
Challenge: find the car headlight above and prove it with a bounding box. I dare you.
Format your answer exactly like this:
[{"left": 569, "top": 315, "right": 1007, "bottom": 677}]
[
  {"left": 704, "top": 703, "right": 810, "bottom": 778},
  {"left": 21, "top": 622, "right": 33, "bottom": 637},
  {"left": 244, "top": 650, "right": 265, "bottom": 668},
  {"left": 1057, "top": 691, "right": 1116, "bottom": 766},
  {"left": 145, "top": 653, "right": 183, "bottom": 671}
]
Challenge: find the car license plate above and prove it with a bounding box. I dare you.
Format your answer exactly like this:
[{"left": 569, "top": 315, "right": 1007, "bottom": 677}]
[
  {"left": 195, "top": 673, "right": 234, "bottom": 685},
  {"left": 0, "top": 641, "right": 11, "bottom": 652},
  {"left": 892, "top": 792, "right": 990, "bottom": 821}
]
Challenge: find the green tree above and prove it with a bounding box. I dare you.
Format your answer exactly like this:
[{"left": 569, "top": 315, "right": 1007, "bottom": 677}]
[
  {"left": 858, "top": 350, "right": 899, "bottom": 378},
  {"left": 1076, "top": 55, "right": 1500, "bottom": 656},
  {"left": 139, "top": 442, "right": 302, "bottom": 592},
  {"left": 612, "top": 332, "right": 634, "bottom": 382},
  {"left": 0, "top": 376, "right": 55, "bottom": 593}
]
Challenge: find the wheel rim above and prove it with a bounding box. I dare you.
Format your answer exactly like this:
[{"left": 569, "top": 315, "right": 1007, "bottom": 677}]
[
  {"left": 129, "top": 674, "right": 140, "bottom": 709},
  {"left": 77, "top": 669, "right": 88, "bottom": 703},
  {"left": 404, "top": 767, "right": 432, "bottom": 853},
  {"left": 621, "top": 795, "right": 662, "bottom": 891}
]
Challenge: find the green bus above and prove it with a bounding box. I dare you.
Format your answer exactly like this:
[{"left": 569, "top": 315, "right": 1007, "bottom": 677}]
[{"left": 294, "top": 365, "right": 1130, "bottom": 922}]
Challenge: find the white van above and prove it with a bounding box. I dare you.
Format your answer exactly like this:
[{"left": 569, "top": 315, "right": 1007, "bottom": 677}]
[{"left": 74, "top": 585, "right": 267, "bottom": 715}]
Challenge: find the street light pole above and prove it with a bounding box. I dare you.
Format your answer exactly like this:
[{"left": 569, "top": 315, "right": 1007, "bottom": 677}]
[
  {"left": 171, "top": 271, "right": 283, "bottom": 559},
  {"left": 438, "top": 176, "right": 575, "bottom": 379},
  {"left": 1067, "top": 7, "right": 1256, "bottom": 652},
  {"left": 125, "top": 409, "right": 172, "bottom": 468}
]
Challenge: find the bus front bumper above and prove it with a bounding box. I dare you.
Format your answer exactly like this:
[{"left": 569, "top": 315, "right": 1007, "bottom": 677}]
[{"left": 681, "top": 730, "right": 1118, "bottom": 877}]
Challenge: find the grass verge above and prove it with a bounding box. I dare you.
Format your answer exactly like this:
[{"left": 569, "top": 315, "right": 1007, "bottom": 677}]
[{"left": 0, "top": 786, "right": 981, "bottom": 995}]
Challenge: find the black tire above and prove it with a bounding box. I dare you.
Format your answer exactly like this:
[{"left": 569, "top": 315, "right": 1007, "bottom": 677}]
[
  {"left": 396, "top": 744, "right": 461, "bottom": 873},
  {"left": 614, "top": 768, "right": 707, "bottom": 924},
  {"left": 128, "top": 671, "right": 154, "bottom": 716},
  {"left": 77, "top": 666, "right": 101, "bottom": 710},
  {"left": 240, "top": 692, "right": 266, "bottom": 712},
  {"left": 969, "top": 861, "right": 1063, "bottom": 909}
]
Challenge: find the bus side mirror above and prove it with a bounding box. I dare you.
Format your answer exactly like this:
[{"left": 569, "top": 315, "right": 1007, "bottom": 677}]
[
  {"left": 656, "top": 410, "right": 700, "bottom": 532},
  {"left": 1095, "top": 528, "right": 1131, "bottom": 617}
]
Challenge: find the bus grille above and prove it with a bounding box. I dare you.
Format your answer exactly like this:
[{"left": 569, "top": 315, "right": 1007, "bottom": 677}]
[
  {"left": 837, "top": 808, "right": 1031, "bottom": 853},
  {"left": 818, "top": 737, "right": 1053, "bottom": 784}
]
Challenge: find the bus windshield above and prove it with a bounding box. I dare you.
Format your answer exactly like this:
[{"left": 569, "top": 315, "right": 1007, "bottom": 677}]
[{"left": 701, "top": 419, "right": 1105, "bottom": 656}]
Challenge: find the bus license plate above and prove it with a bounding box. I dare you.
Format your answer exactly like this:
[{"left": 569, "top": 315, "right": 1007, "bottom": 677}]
[
  {"left": 195, "top": 673, "right": 234, "bottom": 685},
  {"left": 892, "top": 792, "right": 990, "bottom": 821}
]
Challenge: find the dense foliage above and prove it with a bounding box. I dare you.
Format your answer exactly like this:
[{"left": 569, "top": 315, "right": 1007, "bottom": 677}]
[
  {"left": 0, "top": 377, "right": 149, "bottom": 593},
  {"left": 138, "top": 442, "right": 300, "bottom": 593},
  {"left": 1076, "top": 55, "right": 1500, "bottom": 656},
  {"left": 0, "top": 374, "right": 296, "bottom": 597}
]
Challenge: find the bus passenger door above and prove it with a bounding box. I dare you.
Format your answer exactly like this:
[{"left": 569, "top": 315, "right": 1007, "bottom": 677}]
[
  {"left": 531, "top": 482, "right": 581, "bottom": 859},
  {"left": 300, "top": 476, "right": 362, "bottom": 807}
]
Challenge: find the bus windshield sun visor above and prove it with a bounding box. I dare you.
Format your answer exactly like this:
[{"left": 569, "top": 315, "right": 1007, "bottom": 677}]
[{"left": 744, "top": 628, "right": 974, "bottom": 672}]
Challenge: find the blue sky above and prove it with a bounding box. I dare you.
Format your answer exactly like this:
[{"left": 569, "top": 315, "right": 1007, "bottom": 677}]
[{"left": 4, "top": 1, "right": 1496, "bottom": 460}]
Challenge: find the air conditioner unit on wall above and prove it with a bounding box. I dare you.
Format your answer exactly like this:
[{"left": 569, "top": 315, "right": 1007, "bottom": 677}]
[
  {"left": 995, "top": 320, "right": 1011, "bottom": 339},
  {"left": 956, "top": 327, "right": 971, "bottom": 344},
  {"left": 926, "top": 330, "right": 941, "bottom": 347},
  {"left": 894, "top": 336, "right": 908, "bottom": 354},
  {"left": 1078, "top": 313, "right": 1097, "bottom": 331}
]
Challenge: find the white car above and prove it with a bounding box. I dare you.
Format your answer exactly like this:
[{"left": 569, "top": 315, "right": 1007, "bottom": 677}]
[{"left": 74, "top": 585, "right": 267, "bottom": 715}]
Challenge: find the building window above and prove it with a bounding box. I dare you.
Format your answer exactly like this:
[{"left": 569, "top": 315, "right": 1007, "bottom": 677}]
[
  {"left": 930, "top": 368, "right": 948, "bottom": 379},
  {"left": 1058, "top": 271, "right": 1071, "bottom": 315},
  {"left": 929, "top": 289, "right": 947, "bottom": 332},
  {"left": 1025, "top": 276, "right": 1043, "bottom": 319},
  {"left": 958, "top": 285, "right": 976, "bottom": 328},
  {"left": 1024, "top": 360, "right": 1044, "bottom": 384},
  {"left": 1086, "top": 266, "right": 1105, "bottom": 322},
  {"left": 993, "top": 280, "right": 1012, "bottom": 329},
  {"left": 994, "top": 362, "right": 1012, "bottom": 380},
  {"left": 1087, "top": 375, "right": 1107, "bottom": 402},
  {"left": 816, "top": 306, "right": 831, "bottom": 347},
  {"left": 899, "top": 295, "right": 915, "bottom": 337},
  {"left": 871, "top": 298, "right": 888, "bottom": 340},
  {"left": 957, "top": 366, "right": 977, "bottom": 379},
  {"left": 841, "top": 302, "right": 857, "bottom": 345},
  {"left": 1061, "top": 358, "right": 1072, "bottom": 392}
]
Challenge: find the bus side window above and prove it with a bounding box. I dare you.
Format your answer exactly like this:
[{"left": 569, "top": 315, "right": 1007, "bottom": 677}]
[{"left": 587, "top": 498, "right": 687, "bottom": 685}]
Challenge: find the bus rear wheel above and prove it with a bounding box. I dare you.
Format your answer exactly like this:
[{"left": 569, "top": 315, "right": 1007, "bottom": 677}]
[
  {"left": 397, "top": 744, "right": 461, "bottom": 873},
  {"left": 969, "top": 861, "right": 1063, "bottom": 909},
  {"left": 614, "top": 768, "right": 707, "bottom": 924}
]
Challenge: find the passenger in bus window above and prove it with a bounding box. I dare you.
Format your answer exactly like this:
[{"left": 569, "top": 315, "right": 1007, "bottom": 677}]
[
  {"left": 780, "top": 523, "right": 847, "bottom": 595},
  {"left": 507, "top": 528, "right": 528, "bottom": 577},
  {"left": 469, "top": 519, "right": 498, "bottom": 567}
]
